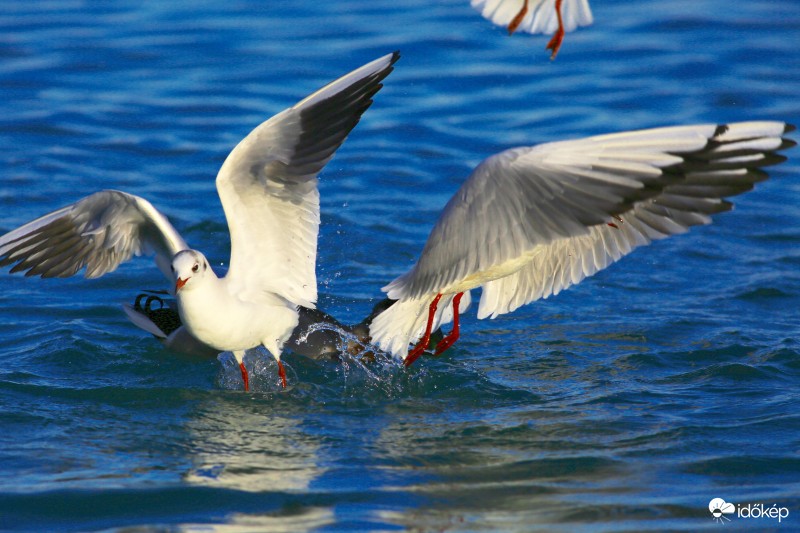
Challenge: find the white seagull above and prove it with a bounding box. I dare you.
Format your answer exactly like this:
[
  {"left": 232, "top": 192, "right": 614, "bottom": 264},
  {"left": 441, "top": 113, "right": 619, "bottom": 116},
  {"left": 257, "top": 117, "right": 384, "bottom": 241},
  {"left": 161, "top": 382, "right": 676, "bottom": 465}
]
[
  {"left": 471, "top": 0, "right": 593, "bottom": 59},
  {"left": 0, "top": 52, "right": 400, "bottom": 391},
  {"left": 370, "top": 121, "right": 795, "bottom": 364}
]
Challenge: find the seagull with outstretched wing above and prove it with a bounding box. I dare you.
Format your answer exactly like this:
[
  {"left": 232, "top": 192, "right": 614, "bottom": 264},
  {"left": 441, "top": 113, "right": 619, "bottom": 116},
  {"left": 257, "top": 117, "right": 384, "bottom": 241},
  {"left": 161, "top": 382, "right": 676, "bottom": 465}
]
[
  {"left": 369, "top": 121, "right": 795, "bottom": 364},
  {"left": 0, "top": 52, "right": 400, "bottom": 391}
]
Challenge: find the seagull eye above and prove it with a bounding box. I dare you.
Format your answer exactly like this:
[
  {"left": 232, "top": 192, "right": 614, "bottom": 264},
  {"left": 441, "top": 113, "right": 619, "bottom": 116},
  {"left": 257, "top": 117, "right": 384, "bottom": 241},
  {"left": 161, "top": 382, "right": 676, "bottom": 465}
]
[{"left": 192, "top": 264, "right": 199, "bottom": 273}]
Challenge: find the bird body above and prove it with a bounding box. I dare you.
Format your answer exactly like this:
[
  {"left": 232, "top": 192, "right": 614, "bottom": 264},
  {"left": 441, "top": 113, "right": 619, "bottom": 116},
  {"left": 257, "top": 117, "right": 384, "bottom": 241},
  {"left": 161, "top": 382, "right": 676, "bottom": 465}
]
[
  {"left": 179, "top": 285, "right": 297, "bottom": 358},
  {"left": 169, "top": 249, "right": 298, "bottom": 357}
]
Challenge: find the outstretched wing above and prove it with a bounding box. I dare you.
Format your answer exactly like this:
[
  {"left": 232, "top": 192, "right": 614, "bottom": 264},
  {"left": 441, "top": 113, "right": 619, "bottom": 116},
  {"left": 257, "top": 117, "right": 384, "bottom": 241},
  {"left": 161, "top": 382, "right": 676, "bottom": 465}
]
[
  {"left": 216, "top": 52, "right": 399, "bottom": 308},
  {"left": 373, "top": 121, "right": 794, "bottom": 358},
  {"left": 0, "top": 189, "right": 188, "bottom": 281},
  {"left": 471, "top": 0, "right": 593, "bottom": 35},
  {"left": 476, "top": 122, "right": 794, "bottom": 318},
  {"left": 386, "top": 122, "right": 793, "bottom": 301}
]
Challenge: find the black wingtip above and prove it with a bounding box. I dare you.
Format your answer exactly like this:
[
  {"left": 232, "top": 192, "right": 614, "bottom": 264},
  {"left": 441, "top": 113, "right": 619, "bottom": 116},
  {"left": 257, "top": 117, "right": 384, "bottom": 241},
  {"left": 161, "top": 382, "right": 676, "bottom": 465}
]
[
  {"left": 713, "top": 124, "right": 730, "bottom": 138},
  {"left": 385, "top": 51, "right": 401, "bottom": 79},
  {"left": 780, "top": 121, "right": 797, "bottom": 150},
  {"left": 382, "top": 51, "right": 401, "bottom": 77}
]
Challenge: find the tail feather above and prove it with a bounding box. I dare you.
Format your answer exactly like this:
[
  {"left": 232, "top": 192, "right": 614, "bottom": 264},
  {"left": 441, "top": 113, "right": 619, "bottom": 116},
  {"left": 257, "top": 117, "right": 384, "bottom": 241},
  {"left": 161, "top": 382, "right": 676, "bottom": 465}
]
[{"left": 370, "top": 291, "right": 472, "bottom": 359}]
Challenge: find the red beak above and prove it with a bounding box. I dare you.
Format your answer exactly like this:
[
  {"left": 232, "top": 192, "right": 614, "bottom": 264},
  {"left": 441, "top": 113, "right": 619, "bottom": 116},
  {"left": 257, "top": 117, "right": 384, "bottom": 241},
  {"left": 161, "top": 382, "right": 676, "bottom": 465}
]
[{"left": 176, "top": 277, "right": 188, "bottom": 291}]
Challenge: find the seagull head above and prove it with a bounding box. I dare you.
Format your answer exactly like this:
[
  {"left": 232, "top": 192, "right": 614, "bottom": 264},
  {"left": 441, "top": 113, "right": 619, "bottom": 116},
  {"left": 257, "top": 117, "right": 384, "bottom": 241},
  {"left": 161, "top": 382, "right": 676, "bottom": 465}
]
[{"left": 171, "top": 249, "right": 210, "bottom": 292}]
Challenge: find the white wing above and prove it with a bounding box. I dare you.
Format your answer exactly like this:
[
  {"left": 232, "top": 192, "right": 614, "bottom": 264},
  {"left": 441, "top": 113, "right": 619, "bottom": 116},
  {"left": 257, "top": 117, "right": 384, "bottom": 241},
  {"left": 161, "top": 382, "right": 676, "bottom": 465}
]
[
  {"left": 217, "top": 52, "right": 399, "bottom": 309},
  {"left": 0, "top": 189, "right": 188, "bottom": 281},
  {"left": 476, "top": 123, "right": 794, "bottom": 318},
  {"left": 373, "top": 121, "right": 794, "bottom": 358},
  {"left": 386, "top": 122, "right": 793, "bottom": 301},
  {"left": 471, "top": 0, "right": 593, "bottom": 35}
]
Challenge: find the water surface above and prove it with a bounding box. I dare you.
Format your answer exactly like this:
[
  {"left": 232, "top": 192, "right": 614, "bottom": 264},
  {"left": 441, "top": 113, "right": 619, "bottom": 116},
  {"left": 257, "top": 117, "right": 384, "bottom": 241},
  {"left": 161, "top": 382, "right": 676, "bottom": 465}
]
[{"left": 0, "top": 1, "right": 798, "bottom": 531}]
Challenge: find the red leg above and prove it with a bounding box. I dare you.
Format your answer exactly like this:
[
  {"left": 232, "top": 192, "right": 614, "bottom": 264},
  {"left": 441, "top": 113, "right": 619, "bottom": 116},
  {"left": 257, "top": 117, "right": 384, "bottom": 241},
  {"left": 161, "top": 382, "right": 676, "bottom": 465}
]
[
  {"left": 404, "top": 293, "right": 443, "bottom": 367},
  {"left": 239, "top": 362, "right": 250, "bottom": 392},
  {"left": 434, "top": 292, "right": 464, "bottom": 356},
  {"left": 507, "top": 0, "right": 529, "bottom": 34},
  {"left": 546, "top": 0, "right": 565, "bottom": 59},
  {"left": 277, "top": 360, "right": 287, "bottom": 389}
]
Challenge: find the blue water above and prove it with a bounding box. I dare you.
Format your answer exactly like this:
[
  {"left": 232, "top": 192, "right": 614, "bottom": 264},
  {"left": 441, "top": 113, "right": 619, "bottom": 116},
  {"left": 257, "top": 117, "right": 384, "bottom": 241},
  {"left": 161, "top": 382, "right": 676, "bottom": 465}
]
[{"left": 0, "top": 1, "right": 798, "bottom": 531}]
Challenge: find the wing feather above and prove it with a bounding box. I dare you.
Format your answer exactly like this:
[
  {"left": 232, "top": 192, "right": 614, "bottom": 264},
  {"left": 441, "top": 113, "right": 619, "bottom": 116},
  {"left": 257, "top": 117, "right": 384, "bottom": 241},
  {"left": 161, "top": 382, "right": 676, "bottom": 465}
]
[
  {"left": 0, "top": 189, "right": 188, "bottom": 281},
  {"left": 474, "top": 122, "right": 794, "bottom": 319},
  {"left": 217, "top": 53, "right": 399, "bottom": 308},
  {"left": 385, "top": 122, "right": 793, "bottom": 301}
]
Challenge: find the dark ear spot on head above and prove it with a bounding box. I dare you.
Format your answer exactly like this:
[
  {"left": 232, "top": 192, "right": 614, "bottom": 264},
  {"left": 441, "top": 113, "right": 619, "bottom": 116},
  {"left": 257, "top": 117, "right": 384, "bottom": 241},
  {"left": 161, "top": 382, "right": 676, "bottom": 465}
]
[{"left": 203, "top": 262, "right": 208, "bottom": 271}]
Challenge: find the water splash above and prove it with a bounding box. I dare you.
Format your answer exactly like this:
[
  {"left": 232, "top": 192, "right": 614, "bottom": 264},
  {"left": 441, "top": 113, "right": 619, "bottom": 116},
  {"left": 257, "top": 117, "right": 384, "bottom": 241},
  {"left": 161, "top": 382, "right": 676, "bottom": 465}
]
[{"left": 214, "top": 323, "right": 421, "bottom": 397}]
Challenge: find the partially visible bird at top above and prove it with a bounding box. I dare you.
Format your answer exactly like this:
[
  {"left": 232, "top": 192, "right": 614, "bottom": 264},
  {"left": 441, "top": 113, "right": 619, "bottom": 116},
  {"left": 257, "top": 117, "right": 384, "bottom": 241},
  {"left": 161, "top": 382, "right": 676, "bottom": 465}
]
[{"left": 471, "top": 0, "right": 593, "bottom": 59}]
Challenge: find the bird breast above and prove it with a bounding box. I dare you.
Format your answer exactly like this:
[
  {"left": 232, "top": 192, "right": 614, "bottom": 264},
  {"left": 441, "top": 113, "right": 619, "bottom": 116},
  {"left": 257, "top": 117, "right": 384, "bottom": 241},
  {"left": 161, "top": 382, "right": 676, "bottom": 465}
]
[{"left": 175, "top": 281, "right": 299, "bottom": 355}]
